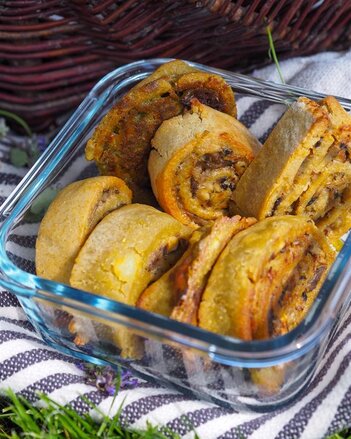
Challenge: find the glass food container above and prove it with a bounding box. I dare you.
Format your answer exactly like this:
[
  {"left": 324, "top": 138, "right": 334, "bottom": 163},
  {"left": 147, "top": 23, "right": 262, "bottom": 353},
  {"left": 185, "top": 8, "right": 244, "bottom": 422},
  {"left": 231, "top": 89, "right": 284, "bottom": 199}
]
[{"left": 1, "top": 59, "right": 351, "bottom": 412}]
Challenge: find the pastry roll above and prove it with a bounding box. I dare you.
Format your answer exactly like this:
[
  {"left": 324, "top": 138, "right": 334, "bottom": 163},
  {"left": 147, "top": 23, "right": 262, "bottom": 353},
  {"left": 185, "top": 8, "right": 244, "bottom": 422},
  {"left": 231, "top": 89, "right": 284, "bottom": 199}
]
[
  {"left": 313, "top": 97, "right": 351, "bottom": 243},
  {"left": 70, "top": 204, "right": 191, "bottom": 305},
  {"left": 137, "top": 216, "right": 256, "bottom": 325},
  {"left": 232, "top": 96, "right": 351, "bottom": 245},
  {"left": 36, "top": 176, "right": 132, "bottom": 284},
  {"left": 149, "top": 100, "right": 260, "bottom": 227},
  {"left": 250, "top": 366, "right": 286, "bottom": 395},
  {"left": 198, "top": 216, "right": 335, "bottom": 341},
  {"left": 85, "top": 60, "right": 236, "bottom": 198},
  {"left": 70, "top": 204, "right": 191, "bottom": 357}
]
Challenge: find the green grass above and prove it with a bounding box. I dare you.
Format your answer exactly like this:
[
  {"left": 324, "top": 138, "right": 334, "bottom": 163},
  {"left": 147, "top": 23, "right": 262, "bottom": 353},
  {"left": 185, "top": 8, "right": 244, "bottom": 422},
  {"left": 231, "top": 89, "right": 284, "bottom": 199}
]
[
  {"left": 328, "top": 434, "right": 351, "bottom": 439},
  {"left": 266, "top": 25, "right": 285, "bottom": 85},
  {"left": 0, "top": 390, "right": 199, "bottom": 438},
  {"left": 0, "top": 390, "right": 349, "bottom": 438},
  {"left": 0, "top": 110, "right": 32, "bottom": 137}
]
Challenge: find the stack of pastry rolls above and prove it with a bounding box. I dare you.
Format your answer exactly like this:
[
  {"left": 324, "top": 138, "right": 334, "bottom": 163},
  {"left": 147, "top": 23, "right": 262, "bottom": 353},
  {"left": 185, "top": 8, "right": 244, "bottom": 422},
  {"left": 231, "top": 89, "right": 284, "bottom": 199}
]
[
  {"left": 36, "top": 60, "right": 346, "bottom": 393},
  {"left": 85, "top": 60, "right": 237, "bottom": 200},
  {"left": 232, "top": 96, "right": 351, "bottom": 248}
]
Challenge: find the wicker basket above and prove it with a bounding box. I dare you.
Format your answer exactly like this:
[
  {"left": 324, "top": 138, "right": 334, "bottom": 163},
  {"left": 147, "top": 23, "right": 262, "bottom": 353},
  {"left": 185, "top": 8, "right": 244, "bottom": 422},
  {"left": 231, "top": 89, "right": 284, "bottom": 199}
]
[{"left": 1, "top": 0, "right": 350, "bottom": 131}]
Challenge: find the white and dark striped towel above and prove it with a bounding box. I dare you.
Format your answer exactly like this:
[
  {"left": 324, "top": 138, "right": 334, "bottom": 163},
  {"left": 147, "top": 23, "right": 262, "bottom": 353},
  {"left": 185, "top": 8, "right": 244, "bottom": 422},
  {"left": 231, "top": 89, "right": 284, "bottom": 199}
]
[{"left": 1, "top": 50, "right": 351, "bottom": 438}]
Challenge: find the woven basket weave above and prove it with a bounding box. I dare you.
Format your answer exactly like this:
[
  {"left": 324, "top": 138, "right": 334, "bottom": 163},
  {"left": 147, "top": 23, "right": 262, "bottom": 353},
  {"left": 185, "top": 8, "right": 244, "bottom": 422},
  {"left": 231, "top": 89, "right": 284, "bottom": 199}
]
[{"left": 1, "top": 0, "right": 351, "bottom": 131}]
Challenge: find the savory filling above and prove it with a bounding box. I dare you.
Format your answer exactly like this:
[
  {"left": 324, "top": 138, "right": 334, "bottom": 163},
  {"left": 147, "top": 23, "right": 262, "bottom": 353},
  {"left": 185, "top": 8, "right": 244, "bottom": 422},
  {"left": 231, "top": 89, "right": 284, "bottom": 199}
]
[
  {"left": 267, "top": 136, "right": 329, "bottom": 216},
  {"left": 336, "top": 143, "right": 351, "bottom": 162},
  {"left": 175, "top": 144, "right": 250, "bottom": 224},
  {"left": 303, "top": 172, "right": 350, "bottom": 220},
  {"left": 136, "top": 229, "right": 208, "bottom": 319},
  {"left": 146, "top": 237, "right": 188, "bottom": 280},
  {"left": 97, "top": 95, "right": 183, "bottom": 186},
  {"left": 250, "top": 233, "right": 312, "bottom": 339},
  {"left": 88, "top": 62, "right": 236, "bottom": 194},
  {"left": 325, "top": 141, "right": 351, "bottom": 163},
  {"left": 91, "top": 188, "right": 122, "bottom": 223},
  {"left": 317, "top": 186, "right": 351, "bottom": 241},
  {"left": 272, "top": 240, "right": 328, "bottom": 336},
  {"left": 239, "top": 228, "right": 330, "bottom": 341},
  {"left": 180, "top": 88, "right": 223, "bottom": 112},
  {"left": 267, "top": 137, "right": 351, "bottom": 231}
]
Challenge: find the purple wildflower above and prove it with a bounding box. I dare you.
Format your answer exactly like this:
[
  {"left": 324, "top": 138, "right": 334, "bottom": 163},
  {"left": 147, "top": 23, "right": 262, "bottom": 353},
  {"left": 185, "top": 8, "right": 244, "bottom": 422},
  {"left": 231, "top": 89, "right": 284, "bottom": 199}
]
[
  {"left": 121, "top": 369, "right": 139, "bottom": 389},
  {"left": 37, "top": 135, "right": 47, "bottom": 153},
  {"left": 95, "top": 374, "right": 108, "bottom": 390},
  {"left": 105, "top": 384, "right": 116, "bottom": 396},
  {"left": 75, "top": 361, "right": 139, "bottom": 396},
  {"left": 75, "top": 361, "right": 86, "bottom": 371}
]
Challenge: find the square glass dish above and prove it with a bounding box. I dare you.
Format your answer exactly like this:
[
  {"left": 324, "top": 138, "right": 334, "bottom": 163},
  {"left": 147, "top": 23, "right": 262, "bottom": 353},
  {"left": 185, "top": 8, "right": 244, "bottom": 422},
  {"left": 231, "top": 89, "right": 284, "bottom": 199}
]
[{"left": 1, "top": 59, "right": 351, "bottom": 412}]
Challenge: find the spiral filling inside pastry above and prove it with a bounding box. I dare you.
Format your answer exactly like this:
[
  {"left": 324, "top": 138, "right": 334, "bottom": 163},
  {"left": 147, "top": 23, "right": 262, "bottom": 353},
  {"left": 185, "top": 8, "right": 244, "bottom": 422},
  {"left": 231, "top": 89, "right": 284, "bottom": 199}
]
[
  {"left": 176, "top": 136, "right": 252, "bottom": 224},
  {"left": 137, "top": 216, "right": 256, "bottom": 324},
  {"left": 269, "top": 139, "right": 351, "bottom": 219},
  {"left": 85, "top": 60, "right": 236, "bottom": 197},
  {"left": 149, "top": 100, "right": 260, "bottom": 226},
  {"left": 198, "top": 216, "right": 335, "bottom": 341},
  {"left": 181, "top": 88, "right": 224, "bottom": 111},
  {"left": 232, "top": 96, "right": 351, "bottom": 245},
  {"left": 272, "top": 239, "right": 328, "bottom": 336}
]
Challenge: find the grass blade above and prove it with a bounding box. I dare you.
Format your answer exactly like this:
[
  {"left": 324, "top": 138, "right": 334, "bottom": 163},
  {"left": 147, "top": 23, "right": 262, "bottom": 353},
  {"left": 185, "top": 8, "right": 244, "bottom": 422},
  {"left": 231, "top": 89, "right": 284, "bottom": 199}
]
[
  {"left": 107, "top": 396, "right": 127, "bottom": 436},
  {"left": 3, "top": 390, "right": 41, "bottom": 435},
  {"left": 266, "top": 26, "right": 285, "bottom": 84},
  {"left": 0, "top": 110, "right": 32, "bottom": 137}
]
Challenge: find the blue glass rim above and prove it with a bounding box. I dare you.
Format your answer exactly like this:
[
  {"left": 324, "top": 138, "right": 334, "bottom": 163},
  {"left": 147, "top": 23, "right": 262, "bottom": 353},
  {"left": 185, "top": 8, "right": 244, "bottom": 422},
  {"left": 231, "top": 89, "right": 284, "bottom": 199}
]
[{"left": 0, "top": 58, "right": 351, "bottom": 366}]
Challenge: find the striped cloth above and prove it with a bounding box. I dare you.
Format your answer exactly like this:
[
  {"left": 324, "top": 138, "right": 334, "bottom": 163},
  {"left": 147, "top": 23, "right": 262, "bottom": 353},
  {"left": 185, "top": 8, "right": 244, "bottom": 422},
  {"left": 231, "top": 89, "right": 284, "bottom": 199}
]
[{"left": 1, "top": 50, "right": 351, "bottom": 438}]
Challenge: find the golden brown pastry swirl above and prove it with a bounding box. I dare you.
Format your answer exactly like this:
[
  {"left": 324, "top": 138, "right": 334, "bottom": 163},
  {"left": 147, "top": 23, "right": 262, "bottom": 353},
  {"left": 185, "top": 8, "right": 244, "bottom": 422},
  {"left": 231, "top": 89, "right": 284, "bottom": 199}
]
[
  {"left": 149, "top": 100, "right": 260, "bottom": 227},
  {"left": 137, "top": 215, "right": 256, "bottom": 325},
  {"left": 198, "top": 215, "right": 335, "bottom": 340},
  {"left": 70, "top": 204, "right": 191, "bottom": 306},
  {"left": 69, "top": 204, "right": 191, "bottom": 357},
  {"left": 85, "top": 60, "right": 236, "bottom": 199},
  {"left": 36, "top": 176, "right": 132, "bottom": 284},
  {"left": 233, "top": 96, "right": 351, "bottom": 246}
]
